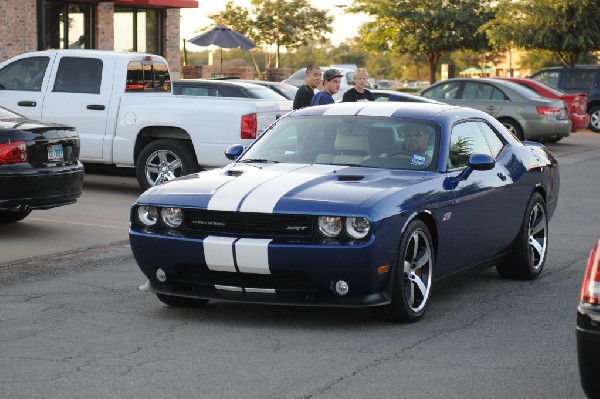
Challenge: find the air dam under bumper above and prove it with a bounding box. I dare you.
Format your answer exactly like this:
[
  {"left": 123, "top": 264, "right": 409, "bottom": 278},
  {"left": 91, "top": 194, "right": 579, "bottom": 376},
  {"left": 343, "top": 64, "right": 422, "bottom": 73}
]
[{"left": 130, "top": 230, "right": 396, "bottom": 307}]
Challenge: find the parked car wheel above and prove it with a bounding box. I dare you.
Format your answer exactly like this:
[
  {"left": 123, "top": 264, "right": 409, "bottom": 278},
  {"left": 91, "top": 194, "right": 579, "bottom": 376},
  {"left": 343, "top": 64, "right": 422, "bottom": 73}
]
[
  {"left": 372, "top": 219, "right": 434, "bottom": 323},
  {"left": 156, "top": 293, "right": 209, "bottom": 307},
  {"left": 499, "top": 118, "right": 524, "bottom": 140},
  {"left": 136, "top": 139, "right": 198, "bottom": 190},
  {"left": 0, "top": 209, "right": 32, "bottom": 223},
  {"left": 497, "top": 192, "right": 547, "bottom": 280},
  {"left": 588, "top": 105, "right": 600, "bottom": 133}
]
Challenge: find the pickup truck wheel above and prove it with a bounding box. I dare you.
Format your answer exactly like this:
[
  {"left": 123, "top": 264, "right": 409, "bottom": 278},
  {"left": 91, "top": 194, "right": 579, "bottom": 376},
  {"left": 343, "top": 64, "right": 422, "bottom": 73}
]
[
  {"left": 136, "top": 139, "right": 198, "bottom": 190},
  {"left": 588, "top": 106, "right": 600, "bottom": 132}
]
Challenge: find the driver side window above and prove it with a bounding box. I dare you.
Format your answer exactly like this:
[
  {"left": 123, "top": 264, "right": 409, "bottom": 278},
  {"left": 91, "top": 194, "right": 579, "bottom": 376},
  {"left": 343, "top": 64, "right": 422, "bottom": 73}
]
[
  {"left": 0, "top": 57, "right": 49, "bottom": 92},
  {"left": 448, "top": 121, "right": 492, "bottom": 169}
]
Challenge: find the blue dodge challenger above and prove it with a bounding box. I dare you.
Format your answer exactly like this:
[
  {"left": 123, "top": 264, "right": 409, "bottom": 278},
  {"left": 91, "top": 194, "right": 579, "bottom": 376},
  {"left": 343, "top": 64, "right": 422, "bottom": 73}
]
[{"left": 129, "top": 102, "right": 559, "bottom": 322}]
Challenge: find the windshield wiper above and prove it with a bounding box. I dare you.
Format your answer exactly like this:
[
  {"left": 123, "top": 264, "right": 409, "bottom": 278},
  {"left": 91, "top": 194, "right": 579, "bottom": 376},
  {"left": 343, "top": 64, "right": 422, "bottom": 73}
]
[{"left": 238, "top": 159, "right": 280, "bottom": 164}]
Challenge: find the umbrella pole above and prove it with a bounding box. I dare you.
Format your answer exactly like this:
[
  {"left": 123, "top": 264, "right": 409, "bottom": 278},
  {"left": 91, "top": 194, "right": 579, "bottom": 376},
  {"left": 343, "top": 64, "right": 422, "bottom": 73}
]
[{"left": 220, "top": 48, "right": 223, "bottom": 75}]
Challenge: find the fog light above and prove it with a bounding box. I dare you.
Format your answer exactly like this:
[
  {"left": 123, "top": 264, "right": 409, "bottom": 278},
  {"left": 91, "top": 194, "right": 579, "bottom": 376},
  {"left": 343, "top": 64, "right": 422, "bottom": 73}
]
[
  {"left": 334, "top": 280, "right": 349, "bottom": 296},
  {"left": 156, "top": 268, "right": 167, "bottom": 282}
]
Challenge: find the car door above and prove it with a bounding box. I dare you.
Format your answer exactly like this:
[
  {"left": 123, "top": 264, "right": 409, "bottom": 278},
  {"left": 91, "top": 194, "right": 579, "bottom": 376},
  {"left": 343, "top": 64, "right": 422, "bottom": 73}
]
[
  {"left": 0, "top": 55, "right": 52, "bottom": 120},
  {"left": 459, "top": 81, "right": 507, "bottom": 117},
  {"left": 40, "top": 54, "right": 115, "bottom": 160},
  {"left": 445, "top": 120, "right": 513, "bottom": 270}
]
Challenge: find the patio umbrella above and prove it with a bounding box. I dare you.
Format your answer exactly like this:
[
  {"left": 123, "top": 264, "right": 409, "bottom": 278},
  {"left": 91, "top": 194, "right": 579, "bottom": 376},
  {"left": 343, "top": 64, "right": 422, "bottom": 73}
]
[{"left": 188, "top": 25, "right": 256, "bottom": 74}]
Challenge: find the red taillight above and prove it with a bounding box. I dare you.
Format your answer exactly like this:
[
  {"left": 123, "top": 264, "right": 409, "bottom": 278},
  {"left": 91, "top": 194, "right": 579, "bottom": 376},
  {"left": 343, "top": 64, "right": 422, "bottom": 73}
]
[
  {"left": 0, "top": 141, "right": 28, "bottom": 164},
  {"left": 574, "top": 96, "right": 587, "bottom": 113},
  {"left": 241, "top": 113, "right": 257, "bottom": 140},
  {"left": 536, "top": 106, "right": 562, "bottom": 116},
  {"left": 581, "top": 240, "right": 600, "bottom": 304}
]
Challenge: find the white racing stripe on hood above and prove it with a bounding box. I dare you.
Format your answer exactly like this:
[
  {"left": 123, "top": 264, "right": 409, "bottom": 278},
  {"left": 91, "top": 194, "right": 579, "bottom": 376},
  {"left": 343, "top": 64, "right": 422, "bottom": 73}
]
[
  {"left": 203, "top": 236, "right": 237, "bottom": 272},
  {"left": 208, "top": 164, "right": 304, "bottom": 211},
  {"left": 235, "top": 238, "right": 272, "bottom": 274},
  {"left": 239, "top": 164, "right": 343, "bottom": 213}
]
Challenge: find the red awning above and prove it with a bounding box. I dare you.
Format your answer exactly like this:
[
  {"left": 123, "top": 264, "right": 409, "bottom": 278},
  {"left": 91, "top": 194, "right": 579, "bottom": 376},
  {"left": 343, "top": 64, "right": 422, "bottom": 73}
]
[{"left": 113, "top": 0, "right": 198, "bottom": 8}]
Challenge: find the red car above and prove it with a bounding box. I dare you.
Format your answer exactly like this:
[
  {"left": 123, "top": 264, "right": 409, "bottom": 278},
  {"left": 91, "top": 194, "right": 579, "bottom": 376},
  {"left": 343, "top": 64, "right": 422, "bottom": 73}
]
[{"left": 495, "top": 77, "right": 590, "bottom": 133}]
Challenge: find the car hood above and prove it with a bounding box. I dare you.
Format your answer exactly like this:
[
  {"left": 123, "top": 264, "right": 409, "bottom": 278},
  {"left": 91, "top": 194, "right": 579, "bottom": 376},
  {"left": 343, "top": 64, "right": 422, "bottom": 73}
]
[{"left": 138, "top": 163, "right": 427, "bottom": 216}]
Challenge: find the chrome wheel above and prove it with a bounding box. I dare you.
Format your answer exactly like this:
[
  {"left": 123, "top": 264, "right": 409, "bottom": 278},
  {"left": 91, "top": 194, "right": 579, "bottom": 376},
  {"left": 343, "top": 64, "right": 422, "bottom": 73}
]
[
  {"left": 589, "top": 106, "right": 600, "bottom": 132},
  {"left": 145, "top": 149, "right": 183, "bottom": 186},
  {"left": 527, "top": 202, "right": 547, "bottom": 271},
  {"left": 402, "top": 228, "right": 433, "bottom": 313}
]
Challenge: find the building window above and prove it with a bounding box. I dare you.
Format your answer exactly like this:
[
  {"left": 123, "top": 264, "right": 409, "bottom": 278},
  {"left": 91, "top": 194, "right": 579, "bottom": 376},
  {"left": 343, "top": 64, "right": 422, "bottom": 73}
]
[
  {"left": 45, "top": 1, "right": 93, "bottom": 50},
  {"left": 114, "top": 8, "right": 161, "bottom": 55}
]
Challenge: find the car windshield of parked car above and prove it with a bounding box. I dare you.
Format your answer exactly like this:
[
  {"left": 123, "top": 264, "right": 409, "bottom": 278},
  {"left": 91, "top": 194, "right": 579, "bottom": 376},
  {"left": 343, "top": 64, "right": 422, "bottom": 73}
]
[
  {"left": 240, "top": 116, "right": 439, "bottom": 171},
  {"left": 244, "top": 86, "right": 288, "bottom": 100}
]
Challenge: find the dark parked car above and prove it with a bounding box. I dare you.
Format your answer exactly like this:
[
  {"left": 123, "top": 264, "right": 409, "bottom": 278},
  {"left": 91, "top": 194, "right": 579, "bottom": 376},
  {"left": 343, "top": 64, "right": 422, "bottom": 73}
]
[
  {"left": 577, "top": 239, "right": 600, "bottom": 398},
  {"left": 173, "top": 79, "right": 289, "bottom": 100},
  {"left": 129, "top": 102, "right": 559, "bottom": 323},
  {"left": 232, "top": 79, "right": 298, "bottom": 100},
  {"left": 495, "top": 77, "right": 590, "bottom": 134},
  {"left": 0, "top": 106, "right": 83, "bottom": 223},
  {"left": 419, "top": 78, "right": 572, "bottom": 141},
  {"left": 529, "top": 65, "right": 600, "bottom": 132}
]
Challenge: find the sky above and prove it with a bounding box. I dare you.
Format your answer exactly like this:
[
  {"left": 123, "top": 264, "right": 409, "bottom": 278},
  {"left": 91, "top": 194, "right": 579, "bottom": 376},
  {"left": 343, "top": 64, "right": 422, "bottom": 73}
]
[{"left": 179, "top": 0, "right": 369, "bottom": 50}]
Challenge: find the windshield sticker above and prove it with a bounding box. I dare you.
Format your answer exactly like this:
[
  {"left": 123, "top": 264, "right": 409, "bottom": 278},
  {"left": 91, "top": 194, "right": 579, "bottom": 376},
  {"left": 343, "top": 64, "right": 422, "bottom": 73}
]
[{"left": 411, "top": 154, "right": 426, "bottom": 167}]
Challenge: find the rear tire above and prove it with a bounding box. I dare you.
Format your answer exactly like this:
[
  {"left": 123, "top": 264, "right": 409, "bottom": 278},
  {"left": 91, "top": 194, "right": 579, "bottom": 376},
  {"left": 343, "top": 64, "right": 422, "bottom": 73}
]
[
  {"left": 499, "top": 118, "right": 524, "bottom": 140},
  {"left": 156, "top": 293, "right": 209, "bottom": 307},
  {"left": 497, "top": 192, "right": 548, "bottom": 280},
  {"left": 136, "top": 139, "right": 198, "bottom": 190},
  {"left": 372, "top": 219, "right": 434, "bottom": 323},
  {"left": 0, "top": 209, "right": 32, "bottom": 223}
]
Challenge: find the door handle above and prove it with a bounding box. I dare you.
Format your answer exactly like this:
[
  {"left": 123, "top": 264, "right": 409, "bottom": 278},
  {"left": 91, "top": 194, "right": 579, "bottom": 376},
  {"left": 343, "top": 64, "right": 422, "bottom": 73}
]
[
  {"left": 497, "top": 172, "right": 507, "bottom": 181},
  {"left": 17, "top": 101, "right": 37, "bottom": 107},
  {"left": 87, "top": 104, "right": 105, "bottom": 110}
]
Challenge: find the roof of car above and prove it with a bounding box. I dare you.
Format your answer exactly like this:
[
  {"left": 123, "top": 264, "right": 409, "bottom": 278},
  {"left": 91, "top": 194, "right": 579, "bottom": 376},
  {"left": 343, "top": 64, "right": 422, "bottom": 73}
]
[{"left": 173, "top": 79, "right": 267, "bottom": 89}]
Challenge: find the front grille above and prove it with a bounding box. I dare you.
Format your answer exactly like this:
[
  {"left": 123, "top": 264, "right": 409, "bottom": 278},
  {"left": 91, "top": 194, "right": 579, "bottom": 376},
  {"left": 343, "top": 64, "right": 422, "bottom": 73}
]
[
  {"left": 185, "top": 209, "right": 313, "bottom": 237},
  {"left": 176, "top": 265, "right": 316, "bottom": 291}
]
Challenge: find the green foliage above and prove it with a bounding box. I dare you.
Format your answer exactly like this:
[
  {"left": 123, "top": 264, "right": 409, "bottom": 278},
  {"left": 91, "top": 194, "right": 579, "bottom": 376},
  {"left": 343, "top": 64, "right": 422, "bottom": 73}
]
[
  {"left": 484, "top": 0, "right": 600, "bottom": 66},
  {"left": 348, "top": 0, "right": 495, "bottom": 83}
]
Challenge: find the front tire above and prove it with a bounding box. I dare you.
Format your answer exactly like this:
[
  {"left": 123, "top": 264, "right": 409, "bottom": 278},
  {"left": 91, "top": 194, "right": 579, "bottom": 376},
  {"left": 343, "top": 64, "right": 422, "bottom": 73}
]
[
  {"left": 136, "top": 139, "right": 198, "bottom": 190},
  {"left": 497, "top": 192, "right": 548, "bottom": 280},
  {"left": 588, "top": 105, "right": 600, "bottom": 132},
  {"left": 372, "top": 219, "right": 434, "bottom": 323},
  {"left": 156, "top": 293, "right": 209, "bottom": 307},
  {"left": 0, "top": 209, "right": 32, "bottom": 223}
]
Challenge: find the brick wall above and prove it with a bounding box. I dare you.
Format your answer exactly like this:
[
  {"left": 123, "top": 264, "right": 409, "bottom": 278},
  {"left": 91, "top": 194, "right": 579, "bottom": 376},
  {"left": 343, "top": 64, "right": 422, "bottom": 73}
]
[{"left": 0, "top": 0, "right": 38, "bottom": 62}]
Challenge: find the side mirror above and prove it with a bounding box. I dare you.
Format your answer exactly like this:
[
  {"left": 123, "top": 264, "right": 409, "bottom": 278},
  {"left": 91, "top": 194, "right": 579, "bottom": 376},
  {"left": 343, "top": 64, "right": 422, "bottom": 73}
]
[
  {"left": 468, "top": 153, "right": 495, "bottom": 171},
  {"left": 225, "top": 144, "right": 244, "bottom": 161}
]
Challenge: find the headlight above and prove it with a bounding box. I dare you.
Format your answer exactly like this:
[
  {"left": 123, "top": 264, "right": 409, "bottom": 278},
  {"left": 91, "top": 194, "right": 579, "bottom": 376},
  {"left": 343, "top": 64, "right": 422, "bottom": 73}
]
[
  {"left": 137, "top": 205, "right": 158, "bottom": 226},
  {"left": 318, "top": 216, "right": 342, "bottom": 238},
  {"left": 161, "top": 207, "right": 183, "bottom": 228},
  {"left": 346, "top": 217, "right": 370, "bottom": 239}
]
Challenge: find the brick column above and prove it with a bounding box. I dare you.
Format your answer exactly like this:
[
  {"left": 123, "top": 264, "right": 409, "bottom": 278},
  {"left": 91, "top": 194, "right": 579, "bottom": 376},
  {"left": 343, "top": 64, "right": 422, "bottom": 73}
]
[
  {"left": 95, "top": 2, "right": 114, "bottom": 50},
  {"left": 163, "top": 9, "right": 181, "bottom": 79}
]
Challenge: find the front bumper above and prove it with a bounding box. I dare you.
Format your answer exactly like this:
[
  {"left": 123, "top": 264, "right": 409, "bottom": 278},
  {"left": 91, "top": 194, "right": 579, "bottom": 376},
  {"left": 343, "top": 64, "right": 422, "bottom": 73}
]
[
  {"left": 577, "top": 304, "right": 600, "bottom": 398},
  {"left": 0, "top": 162, "right": 84, "bottom": 210},
  {"left": 130, "top": 229, "right": 397, "bottom": 307}
]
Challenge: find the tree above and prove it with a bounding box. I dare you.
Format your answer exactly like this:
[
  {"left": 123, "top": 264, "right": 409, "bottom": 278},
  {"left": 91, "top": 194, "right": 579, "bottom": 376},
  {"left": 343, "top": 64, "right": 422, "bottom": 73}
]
[
  {"left": 348, "top": 0, "right": 495, "bottom": 84},
  {"left": 208, "top": 0, "right": 333, "bottom": 76},
  {"left": 484, "top": 0, "right": 600, "bottom": 67}
]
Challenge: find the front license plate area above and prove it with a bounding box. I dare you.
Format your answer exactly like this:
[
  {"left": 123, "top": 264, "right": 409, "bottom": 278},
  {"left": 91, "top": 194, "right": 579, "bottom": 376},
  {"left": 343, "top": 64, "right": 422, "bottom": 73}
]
[{"left": 48, "top": 144, "right": 64, "bottom": 162}]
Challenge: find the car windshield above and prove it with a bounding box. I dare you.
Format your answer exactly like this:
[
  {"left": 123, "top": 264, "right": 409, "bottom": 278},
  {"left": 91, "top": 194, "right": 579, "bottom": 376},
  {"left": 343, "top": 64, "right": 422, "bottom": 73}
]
[{"left": 240, "top": 115, "right": 439, "bottom": 171}]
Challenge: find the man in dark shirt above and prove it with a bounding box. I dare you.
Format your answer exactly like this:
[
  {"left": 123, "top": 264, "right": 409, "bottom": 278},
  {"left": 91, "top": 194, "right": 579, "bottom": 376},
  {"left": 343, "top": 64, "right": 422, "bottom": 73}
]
[
  {"left": 292, "top": 64, "right": 321, "bottom": 110},
  {"left": 342, "top": 68, "right": 374, "bottom": 102}
]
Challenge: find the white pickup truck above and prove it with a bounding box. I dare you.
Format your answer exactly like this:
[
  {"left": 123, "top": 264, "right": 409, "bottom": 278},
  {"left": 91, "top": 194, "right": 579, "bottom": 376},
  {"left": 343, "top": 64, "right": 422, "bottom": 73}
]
[{"left": 0, "top": 50, "right": 291, "bottom": 189}]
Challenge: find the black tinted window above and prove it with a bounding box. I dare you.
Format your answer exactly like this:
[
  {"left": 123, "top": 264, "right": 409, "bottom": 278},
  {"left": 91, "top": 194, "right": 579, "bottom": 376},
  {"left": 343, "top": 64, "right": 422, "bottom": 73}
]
[
  {"left": 564, "top": 70, "right": 597, "bottom": 90},
  {"left": 126, "top": 61, "right": 171, "bottom": 92},
  {"left": 53, "top": 57, "right": 102, "bottom": 93}
]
